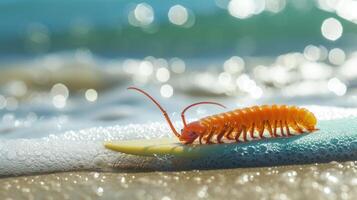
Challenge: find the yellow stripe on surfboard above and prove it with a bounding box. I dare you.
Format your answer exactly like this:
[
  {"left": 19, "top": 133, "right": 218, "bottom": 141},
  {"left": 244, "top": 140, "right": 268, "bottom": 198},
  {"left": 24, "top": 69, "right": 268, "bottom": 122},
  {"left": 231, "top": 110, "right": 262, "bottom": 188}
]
[{"left": 104, "top": 138, "right": 219, "bottom": 158}]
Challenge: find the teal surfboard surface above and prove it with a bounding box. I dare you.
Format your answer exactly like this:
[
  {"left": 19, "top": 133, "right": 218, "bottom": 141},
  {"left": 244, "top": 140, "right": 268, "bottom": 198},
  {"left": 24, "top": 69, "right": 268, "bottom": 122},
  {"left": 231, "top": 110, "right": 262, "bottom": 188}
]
[{"left": 105, "top": 118, "right": 357, "bottom": 169}]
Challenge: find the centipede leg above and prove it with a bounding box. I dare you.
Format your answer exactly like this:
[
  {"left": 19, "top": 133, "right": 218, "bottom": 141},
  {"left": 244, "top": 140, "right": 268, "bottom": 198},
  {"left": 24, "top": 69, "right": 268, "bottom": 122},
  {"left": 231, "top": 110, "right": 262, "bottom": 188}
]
[
  {"left": 285, "top": 121, "right": 293, "bottom": 136},
  {"left": 249, "top": 123, "right": 257, "bottom": 139},
  {"left": 242, "top": 126, "right": 248, "bottom": 141},
  {"left": 279, "top": 120, "right": 285, "bottom": 137},
  {"left": 228, "top": 128, "right": 235, "bottom": 141},
  {"left": 234, "top": 127, "right": 242, "bottom": 142},
  {"left": 225, "top": 134, "right": 232, "bottom": 140},
  {"left": 199, "top": 134, "right": 203, "bottom": 144},
  {"left": 200, "top": 124, "right": 212, "bottom": 144},
  {"left": 206, "top": 133, "right": 215, "bottom": 144},
  {"left": 220, "top": 126, "right": 233, "bottom": 143},
  {"left": 217, "top": 125, "right": 228, "bottom": 143},
  {"left": 273, "top": 120, "right": 278, "bottom": 137},
  {"left": 224, "top": 121, "right": 235, "bottom": 140},
  {"left": 258, "top": 121, "right": 266, "bottom": 138},
  {"left": 204, "top": 126, "right": 216, "bottom": 144},
  {"left": 225, "top": 130, "right": 234, "bottom": 140},
  {"left": 266, "top": 121, "right": 274, "bottom": 138},
  {"left": 226, "top": 127, "right": 236, "bottom": 142}
]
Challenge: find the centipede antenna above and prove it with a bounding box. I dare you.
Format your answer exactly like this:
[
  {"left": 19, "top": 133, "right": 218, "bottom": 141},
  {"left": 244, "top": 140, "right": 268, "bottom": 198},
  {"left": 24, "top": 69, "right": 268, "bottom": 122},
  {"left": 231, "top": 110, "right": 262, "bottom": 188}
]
[
  {"left": 181, "top": 101, "right": 226, "bottom": 127},
  {"left": 127, "top": 86, "right": 181, "bottom": 138}
]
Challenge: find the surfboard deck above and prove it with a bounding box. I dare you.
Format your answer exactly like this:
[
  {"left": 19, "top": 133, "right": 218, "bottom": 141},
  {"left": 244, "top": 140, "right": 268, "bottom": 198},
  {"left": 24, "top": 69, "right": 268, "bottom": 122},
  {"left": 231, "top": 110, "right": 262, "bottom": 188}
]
[{"left": 104, "top": 118, "right": 357, "bottom": 168}]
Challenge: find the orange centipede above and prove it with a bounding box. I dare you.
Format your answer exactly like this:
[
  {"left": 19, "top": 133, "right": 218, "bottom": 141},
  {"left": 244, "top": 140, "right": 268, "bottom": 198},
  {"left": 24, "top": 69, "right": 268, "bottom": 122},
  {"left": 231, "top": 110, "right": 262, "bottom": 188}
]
[{"left": 128, "top": 87, "right": 319, "bottom": 145}]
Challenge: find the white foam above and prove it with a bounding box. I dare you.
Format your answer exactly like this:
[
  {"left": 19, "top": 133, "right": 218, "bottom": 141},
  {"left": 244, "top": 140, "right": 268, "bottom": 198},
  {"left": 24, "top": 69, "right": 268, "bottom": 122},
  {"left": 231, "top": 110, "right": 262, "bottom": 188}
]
[{"left": 0, "top": 122, "right": 174, "bottom": 176}]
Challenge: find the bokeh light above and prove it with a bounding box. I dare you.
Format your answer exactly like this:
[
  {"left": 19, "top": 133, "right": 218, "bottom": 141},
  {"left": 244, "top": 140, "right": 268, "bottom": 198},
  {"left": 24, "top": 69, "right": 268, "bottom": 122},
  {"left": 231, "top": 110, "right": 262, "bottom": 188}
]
[
  {"left": 218, "top": 72, "right": 232, "bottom": 85},
  {"left": 304, "top": 45, "right": 321, "bottom": 61},
  {"left": 160, "top": 84, "right": 174, "bottom": 98},
  {"left": 236, "top": 74, "right": 263, "bottom": 99},
  {"left": 85, "top": 89, "right": 98, "bottom": 102},
  {"left": 327, "top": 78, "right": 347, "bottom": 96},
  {"left": 168, "top": 5, "right": 189, "bottom": 26},
  {"left": 52, "top": 95, "right": 66, "bottom": 109},
  {"left": 156, "top": 67, "right": 170, "bottom": 82},
  {"left": 122, "top": 59, "right": 140, "bottom": 74},
  {"left": 265, "top": 0, "right": 286, "bottom": 13},
  {"left": 223, "top": 56, "right": 245, "bottom": 74},
  {"left": 51, "top": 83, "right": 69, "bottom": 99},
  {"left": 228, "top": 0, "right": 256, "bottom": 19},
  {"left": 318, "top": 0, "right": 357, "bottom": 24},
  {"left": 139, "top": 61, "right": 154, "bottom": 76},
  {"left": 51, "top": 83, "right": 69, "bottom": 109},
  {"left": 321, "top": 18, "right": 343, "bottom": 41},
  {"left": 134, "top": 3, "right": 154, "bottom": 26},
  {"left": 328, "top": 48, "right": 346, "bottom": 65},
  {"left": 170, "top": 58, "right": 186, "bottom": 74},
  {"left": 128, "top": 3, "right": 155, "bottom": 28}
]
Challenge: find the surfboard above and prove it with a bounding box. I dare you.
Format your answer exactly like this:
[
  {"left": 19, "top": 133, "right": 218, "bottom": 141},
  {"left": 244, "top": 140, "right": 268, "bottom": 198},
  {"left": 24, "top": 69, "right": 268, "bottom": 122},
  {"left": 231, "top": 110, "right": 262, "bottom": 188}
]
[
  {"left": 104, "top": 118, "right": 357, "bottom": 162},
  {"left": 104, "top": 118, "right": 357, "bottom": 169}
]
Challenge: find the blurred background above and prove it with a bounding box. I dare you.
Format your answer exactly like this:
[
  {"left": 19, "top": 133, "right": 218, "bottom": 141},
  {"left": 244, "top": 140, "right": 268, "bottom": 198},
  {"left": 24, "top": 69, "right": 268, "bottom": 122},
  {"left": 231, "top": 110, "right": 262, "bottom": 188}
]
[{"left": 1, "top": 0, "right": 357, "bottom": 139}]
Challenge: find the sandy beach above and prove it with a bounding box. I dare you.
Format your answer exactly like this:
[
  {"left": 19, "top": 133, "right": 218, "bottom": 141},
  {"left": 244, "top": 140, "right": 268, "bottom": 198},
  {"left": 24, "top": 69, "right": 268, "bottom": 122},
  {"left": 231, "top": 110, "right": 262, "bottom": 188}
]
[{"left": 1, "top": 161, "right": 356, "bottom": 200}]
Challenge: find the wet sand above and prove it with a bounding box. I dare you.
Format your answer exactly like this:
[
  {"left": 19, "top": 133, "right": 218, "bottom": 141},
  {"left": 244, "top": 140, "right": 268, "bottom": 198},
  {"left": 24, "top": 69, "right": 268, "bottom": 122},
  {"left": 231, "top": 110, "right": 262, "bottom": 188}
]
[{"left": 1, "top": 161, "right": 356, "bottom": 200}]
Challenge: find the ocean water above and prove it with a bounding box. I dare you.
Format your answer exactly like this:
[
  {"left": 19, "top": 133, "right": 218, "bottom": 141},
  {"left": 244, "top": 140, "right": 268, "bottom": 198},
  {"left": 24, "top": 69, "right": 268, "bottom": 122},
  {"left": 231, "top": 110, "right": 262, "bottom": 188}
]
[{"left": 2, "top": 0, "right": 357, "bottom": 57}]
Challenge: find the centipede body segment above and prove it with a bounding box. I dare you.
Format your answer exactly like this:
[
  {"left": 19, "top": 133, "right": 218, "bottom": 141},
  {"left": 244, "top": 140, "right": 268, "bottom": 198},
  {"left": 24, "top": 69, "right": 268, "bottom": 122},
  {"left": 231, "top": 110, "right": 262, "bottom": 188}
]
[
  {"left": 194, "top": 105, "right": 317, "bottom": 144},
  {"left": 128, "top": 87, "right": 318, "bottom": 145}
]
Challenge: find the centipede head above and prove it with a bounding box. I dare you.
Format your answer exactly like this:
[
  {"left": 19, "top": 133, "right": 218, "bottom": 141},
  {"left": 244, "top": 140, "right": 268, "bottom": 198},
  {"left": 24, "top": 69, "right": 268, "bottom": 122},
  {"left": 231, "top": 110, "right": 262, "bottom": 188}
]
[
  {"left": 127, "top": 86, "right": 225, "bottom": 144},
  {"left": 302, "top": 111, "right": 318, "bottom": 131},
  {"left": 179, "top": 121, "right": 206, "bottom": 144}
]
